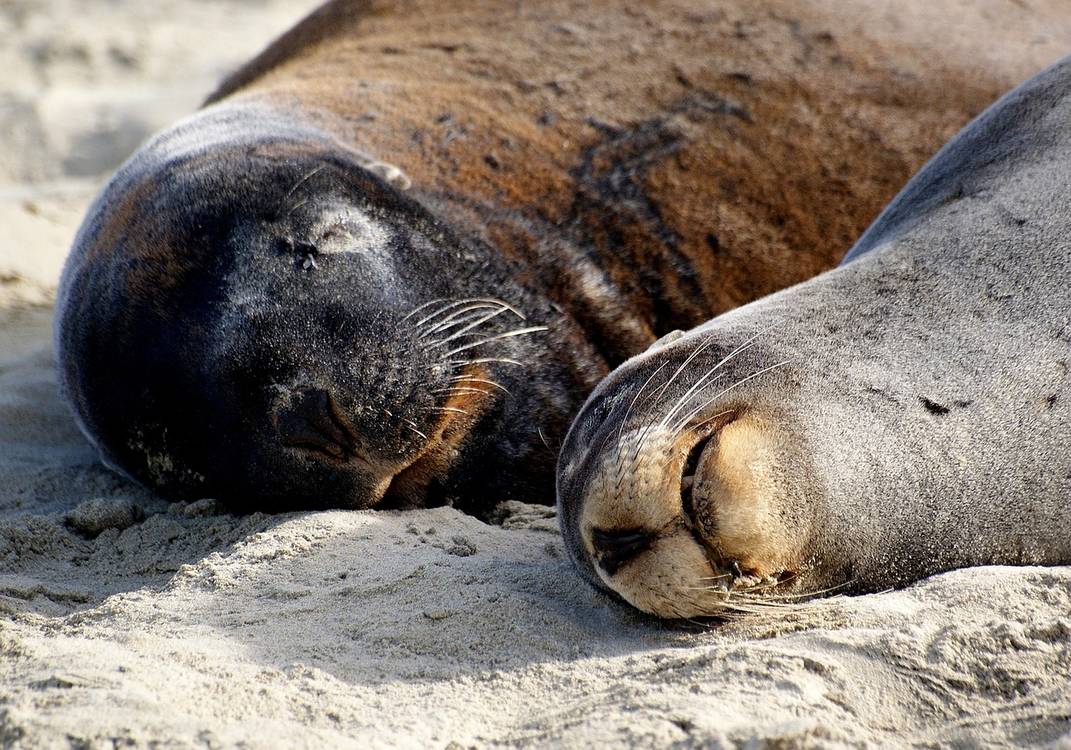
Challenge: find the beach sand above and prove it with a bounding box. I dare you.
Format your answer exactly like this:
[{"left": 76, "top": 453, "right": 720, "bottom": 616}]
[{"left": 2, "top": 2, "right": 1069, "bottom": 747}]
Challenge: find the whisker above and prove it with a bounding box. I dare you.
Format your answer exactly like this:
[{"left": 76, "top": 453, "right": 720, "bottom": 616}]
[
  {"left": 686, "top": 408, "right": 735, "bottom": 435},
  {"left": 402, "top": 298, "right": 452, "bottom": 322},
  {"left": 438, "top": 357, "right": 525, "bottom": 368},
  {"left": 414, "top": 299, "right": 480, "bottom": 328},
  {"left": 732, "top": 570, "right": 801, "bottom": 594},
  {"left": 285, "top": 198, "right": 310, "bottom": 217},
  {"left": 431, "top": 387, "right": 491, "bottom": 397},
  {"left": 658, "top": 373, "right": 728, "bottom": 432},
  {"left": 537, "top": 427, "right": 551, "bottom": 449},
  {"left": 427, "top": 307, "right": 511, "bottom": 345},
  {"left": 650, "top": 337, "right": 716, "bottom": 406},
  {"left": 658, "top": 329, "right": 769, "bottom": 433},
  {"left": 733, "top": 602, "right": 798, "bottom": 613},
  {"left": 442, "top": 326, "right": 549, "bottom": 357},
  {"left": 419, "top": 304, "right": 506, "bottom": 338},
  {"left": 609, "top": 360, "right": 669, "bottom": 448},
  {"left": 413, "top": 297, "right": 525, "bottom": 328},
  {"left": 423, "top": 406, "right": 470, "bottom": 416},
  {"left": 404, "top": 424, "right": 428, "bottom": 440},
  {"left": 630, "top": 337, "right": 717, "bottom": 459},
  {"left": 281, "top": 165, "right": 326, "bottom": 215},
  {"left": 448, "top": 376, "right": 510, "bottom": 394},
  {"left": 695, "top": 573, "right": 732, "bottom": 582},
  {"left": 670, "top": 360, "right": 791, "bottom": 434},
  {"left": 736, "top": 580, "right": 854, "bottom": 602}
]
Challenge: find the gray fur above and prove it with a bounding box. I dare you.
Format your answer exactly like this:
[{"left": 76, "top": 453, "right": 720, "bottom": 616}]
[{"left": 558, "top": 58, "right": 1071, "bottom": 606}]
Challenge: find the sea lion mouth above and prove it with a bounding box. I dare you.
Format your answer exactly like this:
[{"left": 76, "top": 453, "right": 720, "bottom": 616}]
[
  {"left": 679, "top": 432, "right": 708, "bottom": 524},
  {"left": 677, "top": 410, "right": 756, "bottom": 583},
  {"left": 679, "top": 410, "right": 737, "bottom": 529}
]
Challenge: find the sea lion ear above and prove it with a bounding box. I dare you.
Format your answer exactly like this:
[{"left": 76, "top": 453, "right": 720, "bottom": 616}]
[
  {"left": 360, "top": 158, "right": 411, "bottom": 191},
  {"left": 334, "top": 141, "right": 412, "bottom": 191},
  {"left": 645, "top": 329, "right": 685, "bottom": 352}
]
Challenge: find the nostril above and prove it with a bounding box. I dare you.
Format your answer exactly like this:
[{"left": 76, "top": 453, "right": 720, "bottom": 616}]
[
  {"left": 273, "top": 387, "right": 355, "bottom": 460},
  {"left": 590, "top": 527, "right": 656, "bottom": 576}
]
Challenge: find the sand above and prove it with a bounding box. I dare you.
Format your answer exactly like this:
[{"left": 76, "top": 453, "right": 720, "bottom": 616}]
[{"left": 2, "top": 1, "right": 1070, "bottom": 748}]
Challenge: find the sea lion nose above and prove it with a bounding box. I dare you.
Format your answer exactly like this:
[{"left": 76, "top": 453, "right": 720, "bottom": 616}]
[
  {"left": 272, "top": 387, "right": 356, "bottom": 460},
  {"left": 590, "top": 528, "right": 656, "bottom": 576}
]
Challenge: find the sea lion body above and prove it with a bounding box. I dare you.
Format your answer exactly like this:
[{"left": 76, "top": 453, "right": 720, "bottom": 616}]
[
  {"left": 56, "top": 0, "right": 1071, "bottom": 511},
  {"left": 557, "top": 58, "right": 1071, "bottom": 619}
]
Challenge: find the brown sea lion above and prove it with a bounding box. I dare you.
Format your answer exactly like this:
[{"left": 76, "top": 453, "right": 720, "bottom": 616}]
[
  {"left": 54, "top": 0, "right": 1071, "bottom": 511},
  {"left": 557, "top": 57, "right": 1071, "bottom": 619}
]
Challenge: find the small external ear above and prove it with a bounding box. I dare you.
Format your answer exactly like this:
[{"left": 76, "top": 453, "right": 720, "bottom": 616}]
[
  {"left": 350, "top": 151, "right": 411, "bottom": 190},
  {"left": 335, "top": 139, "right": 412, "bottom": 190},
  {"left": 362, "top": 158, "right": 411, "bottom": 190},
  {"left": 645, "top": 329, "right": 684, "bottom": 352}
]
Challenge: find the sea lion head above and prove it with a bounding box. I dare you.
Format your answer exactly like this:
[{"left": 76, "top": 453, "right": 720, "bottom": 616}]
[
  {"left": 557, "top": 321, "right": 825, "bottom": 619},
  {"left": 56, "top": 104, "right": 594, "bottom": 511}
]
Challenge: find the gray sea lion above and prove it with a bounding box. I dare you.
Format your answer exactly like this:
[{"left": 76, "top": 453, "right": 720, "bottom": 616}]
[
  {"left": 55, "top": 0, "right": 1071, "bottom": 512},
  {"left": 557, "top": 58, "right": 1071, "bottom": 619}
]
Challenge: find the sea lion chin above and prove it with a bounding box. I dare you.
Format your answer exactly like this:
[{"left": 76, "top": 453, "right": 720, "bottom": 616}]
[{"left": 557, "top": 58, "right": 1071, "bottom": 619}]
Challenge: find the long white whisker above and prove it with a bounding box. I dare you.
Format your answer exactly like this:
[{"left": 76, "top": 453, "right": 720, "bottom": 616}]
[
  {"left": 441, "top": 326, "right": 548, "bottom": 357},
  {"left": 616, "top": 361, "right": 669, "bottom": 441},
  {"left": 431, "top": 387, "right": 490, "bottom": 397},
  {"left": 427, "top": 307, "right": 511, "bottom": 345},
  {"left": 651, "top": 337, "right": 716, "bottom": 405},
  {"left": 736, "top": 580, "right": 853, "bottom": 602},
  {"left": 414, "top": 299, "right": 483, "bottom": 327},
  {"left": 419, "top": 304, "right": 505, "bottom": 338},
  {"left": 423, "top": 406, "right": 470, "bottom": 416},
  {"left": 657, "top": 335, "right": 766, "bottom": 431},
  {"left": 671, "top": 360, "right": 791, "bottom": 434},
  {"left": 654, "top": 327, "right": 770, "bottom": 438},
  {"left": 657, "top": 372, "right": 728, "bottom": 431},
  {"left": 404, "top": 424, "right": 428, "bottom": 440},
  {"left": 630, "top": 337, "right": 717, "bottom": 458},
  {"left": 438, "top": 357, "right": 525, "bottom": 368},
  {"left": 401, "top": 298, "right": 450, "bottom": 322},
  {"left": 414, "top": 297, "right": 525, "bottom": 328},
  {"left": 448, "top": 376, "right": 510, "bottom": 394},
  {"left": 597, "top": 360, "right": 669, "bottom": 458}
]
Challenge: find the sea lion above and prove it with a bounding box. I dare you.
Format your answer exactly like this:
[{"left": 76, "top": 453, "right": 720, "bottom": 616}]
[
  {"left": 557, "top": 58, "right": 1071, "bottom": 619},
  {"left": 55, "top": 0, "right": 1071, "bottom": 512}
]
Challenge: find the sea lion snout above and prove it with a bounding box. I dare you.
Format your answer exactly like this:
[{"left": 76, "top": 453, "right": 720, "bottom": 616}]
[
  {"left": 558, "top": 333, "right": 814, "bottom": 618},
  {"left": 589, "top": 528, "right": 658, "bottom": 576},
  {"left": 265, "top": 375, "right": 489, "bottom": 510},
  {"left": 271, "top": 387, "right": 357, "bottom": 461}
]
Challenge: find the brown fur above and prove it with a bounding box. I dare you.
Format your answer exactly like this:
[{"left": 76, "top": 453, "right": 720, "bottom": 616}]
[{"left": 208, "top": 0, "right": 1071, "bottom": 360}]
